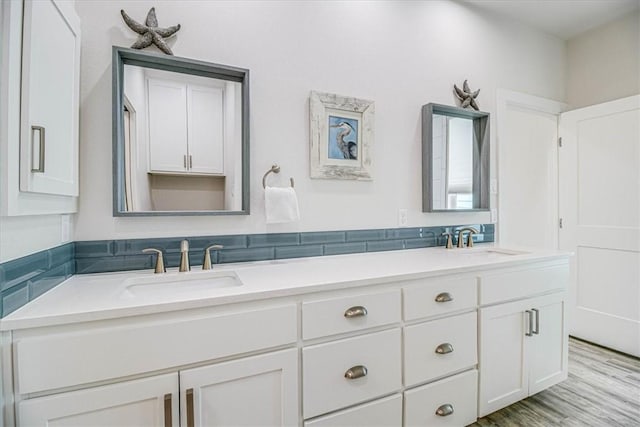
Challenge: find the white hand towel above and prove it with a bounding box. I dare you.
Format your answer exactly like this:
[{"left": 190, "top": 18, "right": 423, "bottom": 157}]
[{"left": 265, "top": 186, "right": 300, "bottom": 224}]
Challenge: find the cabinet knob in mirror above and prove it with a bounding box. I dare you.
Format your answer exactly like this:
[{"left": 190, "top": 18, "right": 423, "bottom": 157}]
[
  {"left": 435, "top": 403, "right": 454, "bottom": 416},
  {"left": 344, "top": 306, "right": 368, "bottom": 318},
  {"left": 435, "top": 292, "right": 453, "bottom": 303}
]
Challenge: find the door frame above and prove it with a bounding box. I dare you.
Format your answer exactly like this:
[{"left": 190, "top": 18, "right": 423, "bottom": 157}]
[{"left": 495, "top": 89, "right": 567, "bottom": 245}]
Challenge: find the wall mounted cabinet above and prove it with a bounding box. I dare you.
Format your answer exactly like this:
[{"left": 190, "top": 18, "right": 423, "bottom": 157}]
[{"left": 0, "top": 0, "right": 80, "bottom": 215}]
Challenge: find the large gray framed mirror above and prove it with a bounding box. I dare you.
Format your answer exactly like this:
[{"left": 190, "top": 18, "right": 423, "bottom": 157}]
[
  {"left": 422, "top": 103, "right": 489, "bottom": 212},
  {"left": 112, "top": 47, "right": 249, "bottom": 216}
]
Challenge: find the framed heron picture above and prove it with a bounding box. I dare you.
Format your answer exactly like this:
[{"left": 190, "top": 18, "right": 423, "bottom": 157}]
[{"left": 309, "top": 91, "right": 374, "bottom": 180}]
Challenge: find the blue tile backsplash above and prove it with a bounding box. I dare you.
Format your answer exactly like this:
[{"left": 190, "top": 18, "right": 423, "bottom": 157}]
[{"left": 0, "top": 224, "right": 494, "bottom": 317}]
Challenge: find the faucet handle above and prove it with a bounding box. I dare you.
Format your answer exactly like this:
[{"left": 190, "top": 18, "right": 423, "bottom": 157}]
[
  {"left": 143, "top": 248, "right": 166, "bottom": 273},
  {"left": 441, "top": 233, "right": 453, "bottom": 249},
  {"left": 466, "top": 228, "right": 478, "bottom": 247},
  {"left": 202, "top": 244, "right": 224, "bottom": 270}
]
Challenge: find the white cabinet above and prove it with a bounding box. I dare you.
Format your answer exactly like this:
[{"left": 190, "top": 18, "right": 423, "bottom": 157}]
[
  {"left": 19, "top": 373, "right": 178, "bottom": 427},
  {"left": 147, "top": 79, "right": 224, "bottom": 175},
  {"left": 479, "top": 291, "right": 567, "bottom": 416},
  {"left": 1, "top": 0, "right": 80, "bottom": 214},
  {"left": 180, "top": 349, "right": 299, "bottom": 427},
  {"left": 305, "top": 394, "right": 403, "bottom": 427}
]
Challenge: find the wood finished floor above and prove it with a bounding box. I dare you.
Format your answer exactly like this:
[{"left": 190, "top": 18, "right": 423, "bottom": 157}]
[{"left": 472, "top": 338, "right": 640, "bottom": 427}]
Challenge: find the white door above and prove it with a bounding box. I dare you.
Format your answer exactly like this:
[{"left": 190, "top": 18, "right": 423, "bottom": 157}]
[
  {"left": 497, "top": 90, "right": 565, "bottom": 249},
  {"left": 187, "top": 85, "right": 225, "bottom": 174},
  {"left": 478, "top": 298, "right": 531, "bottom": 417},
  {"left": 180, "top": 349, "right": 299, "bottom": 427},
  {"left": 147, "top": 79, "right": 188, "bottom": 173},
  {"left": 559, "top": 95, "right": 640, "bottom": 357},
  {"left": 19, "top": 0, "right": 80, "bottom": 196},
  {"left": 528, "top": 292, "right": 568, "bottom": 395},
  {"left": 19, "top": 373, "right": 178, "bottom": 426}
]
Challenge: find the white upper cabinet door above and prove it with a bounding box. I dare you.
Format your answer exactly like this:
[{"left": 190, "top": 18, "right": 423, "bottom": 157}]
[
  {"left": 19, "top": 0, "right": 80, "bottom": 196},
  {"left": 19, "top": 373, "right": 178, "bottom": 427},
  {"left": 147, "top": 79, "right": 189, "bottom": 173},
  {"left": 528, "top": 292, "right": 568, "bottom": 395},
  {"left": 180, "top": 349, "right": 299, "bottom": 427},
  {"left": 187, "top": 85, "right": 224, "bottom": 174}
]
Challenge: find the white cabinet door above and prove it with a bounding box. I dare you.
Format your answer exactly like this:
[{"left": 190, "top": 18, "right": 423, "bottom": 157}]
[
  {"left": 180, "top": 349, "right": 299, "bottom": 427},
  {"left": 478, "top": 298, "right": 531, "bottom": 417},
  {"left": 529, "top": 292, "right": 568, "bottom": 395},
  {"left": 18, "top": 373, "right": 178, "bottom": 426},
  {"left": 188, "top": 85, "right": 224, "bottom": 174},
  {"left": 19, "top": 0, "right": 80, "bottom": 196},
  {"left": 148, "top": 79, "right": 189, "bottom": 173}
]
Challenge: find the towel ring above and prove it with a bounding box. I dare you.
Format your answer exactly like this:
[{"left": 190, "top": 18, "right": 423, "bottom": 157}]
[{"left": 262, "top": 164, "right": 294, "bottom": 189}]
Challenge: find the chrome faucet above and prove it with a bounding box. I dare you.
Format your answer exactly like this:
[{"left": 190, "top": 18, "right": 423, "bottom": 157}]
[
  {"left": 142, "top": 248, "right": 166, "bottom": 273},
  {"left": 457, "top": 227, "right": 479, "bottom": 248},
  {"left": 202, "top": 244, "right": 224, "bottom": 270},
  {"left": 179, "top": 240, "right": 190, "bottom": 272}
]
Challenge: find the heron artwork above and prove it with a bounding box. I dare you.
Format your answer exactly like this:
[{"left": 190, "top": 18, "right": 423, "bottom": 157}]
[{"left": 329, "top": 117, "right": 358, "bottom": 160}]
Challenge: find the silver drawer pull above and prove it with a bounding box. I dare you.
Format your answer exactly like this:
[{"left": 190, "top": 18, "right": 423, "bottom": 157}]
[
  {"left": 31, "top": 125, "right": 45, "bottom": 173},
  {"left": 164, "top": 393, "right": 172, "bottom": 427},
  {"left": 435, "top": 403, "right": 454, "bottom": 416},
  {"left": 435, "top": 343, "right": 454, "bottom": 354},
  {"left": 435, "top": 292, "right": 453, "bottom": 303},
  {"left": 344, "top": 365, "right": 368, "bottom": 379},
  {"left": 344, "top": 306, "right": 368, "bottom": 318}
]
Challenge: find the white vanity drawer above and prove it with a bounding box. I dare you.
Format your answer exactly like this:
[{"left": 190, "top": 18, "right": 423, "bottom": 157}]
[
  {"left": 404, "top": 311, "right": 477, "bottom": 386},
  {"left": 403, "top": 276, "right": 477, "bottom": 321},
  {"left": 304, "top": 394, "right": 402, "bottom": 427},
  {"left": 302, "top": 289, "right": 401, "bottom": 340},
  {"left": 15, "top": 305, "right": 297, "bottom": 394},
  {"left": 404, "top": 369, "right": 478, "bottom": 427},
  {"left": 479, "top": 264, "right": 569, "bottom": 305},
  {"left": 303, "top": 328, "right": 402, "bottom": 418}
]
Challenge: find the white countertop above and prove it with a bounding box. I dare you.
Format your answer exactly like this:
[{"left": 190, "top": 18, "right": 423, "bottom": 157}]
[{"left": 0, "top": 245, "right": 570, "bottom": 331}]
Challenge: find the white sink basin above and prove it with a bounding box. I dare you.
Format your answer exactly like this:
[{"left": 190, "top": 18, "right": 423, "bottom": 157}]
[
  {"left": 447, "top": 247, "right": 530, "bottom": 257},
  {"left": 119, "top": 270, "right": 243, "bottom": 300}
]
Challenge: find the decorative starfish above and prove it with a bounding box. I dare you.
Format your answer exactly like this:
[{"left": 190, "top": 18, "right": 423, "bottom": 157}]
[
  {"left": 121, "top": 7, "right": 180, "bottom": 55},
  {"left": 454, "top": 80, "right": 480, "bottom": 110}
]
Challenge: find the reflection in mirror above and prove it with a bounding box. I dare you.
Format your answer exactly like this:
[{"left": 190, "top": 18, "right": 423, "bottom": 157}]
[
  {"left": 422, "top": 103, "right": 489, "bottom": 212},
  {"left": 113, "top": 47, "right": 249, "bottom": 216}
]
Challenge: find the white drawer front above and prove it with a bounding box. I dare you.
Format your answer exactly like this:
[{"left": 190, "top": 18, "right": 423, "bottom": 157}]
[
  {"left": 404, "top": 369, "right": 478, "bottom": 427},
  {"left": 403, "top": 276, "right": 477, "bottom": 321},
  {"left": 302, "top": 289, "right": 401, "bottom": 340},
  {"left": 304, "top": 394, "right": 402, "bottom": 427},
  {"left": 303, "top": 329, "right": 402, "bottom": 418},
  {"left": 479, "top": 264, "right": 569, "bottom": 305},
  {"left": 404, "top": 311, "right": 477, "bottom": 386},
  {"left": 16, "top": 305, "right": 297, "bottom": 394}
]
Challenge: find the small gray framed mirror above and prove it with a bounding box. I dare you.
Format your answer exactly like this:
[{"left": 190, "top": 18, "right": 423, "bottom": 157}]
[
  {"left": 422, "top": 103, "right": 489, "bottom": 212},
  {"left": 112, "top": 47, "right": 250, "bottom": 216}
]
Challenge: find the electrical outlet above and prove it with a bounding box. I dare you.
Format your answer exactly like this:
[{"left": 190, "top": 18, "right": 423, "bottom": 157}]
[
  {"left": 490, "top": 179, "right": 498, "bottom": 194},
  {"left": 398, "top": 209, "right": 408, "bottom": 227},
  {"left": 61, "top": 214, "right": 71, "bottom": 242},
  {"left": 490, "top": 209, "right": 498, "bottom": 223}
]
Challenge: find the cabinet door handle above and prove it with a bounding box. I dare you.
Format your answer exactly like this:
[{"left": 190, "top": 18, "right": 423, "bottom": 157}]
[
  {"left": 435, "top": 343, "right": 454, "bottom": 354},
  {"left": 186, "top": 388, "right": 194, "bottom": 427},
  {"left": 435, "top": 403, "right": 454, "bottom": 416},
  {"left": 183, "top": 155, "right": 187, "bottom": 169},
  {"left": 435, "top": 292, "right": 453, "bottom": 303},
  {"left": 163, "top": 393, "right": 172, "bottom": 427},
  {"left": 31, "top": 125, "right": 45, "bottom": 173},
  {"left": 189, "top": 154, "right": 193, "bottom": 169},
  {"left": 344, "top": 365, "right": 368, "bottom": 379},
  {"left": 532, "top": 308, "right": 540, "bottom": 334},
  {"left": 525, "top": 310, "right": 533, "bottom": 336},
  {"left": 344, "top": 306, "right": 368, "bottom": 318}
]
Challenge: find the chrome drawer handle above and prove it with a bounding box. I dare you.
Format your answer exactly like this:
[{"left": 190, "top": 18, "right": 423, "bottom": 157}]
[
  {"left": 344, "top": 365, "right": 368, "bottom": 379},
  {"left": 344, "top": 306, "right": 368, "bottom": 318},
  {"left": 435, "top": 403, "right": 454, "bottom": 416},
  {"left": 164, "top": 394, "right": 172, "bottom": 427},
  {"left": 532, "top": 308, "right": 540, "bottom": 334},
  {"left": 435, "top": 343, "right": 454, "bottom": 354},
  {"left": 435, "top": 292, "right": 453, "bottom": 303}
]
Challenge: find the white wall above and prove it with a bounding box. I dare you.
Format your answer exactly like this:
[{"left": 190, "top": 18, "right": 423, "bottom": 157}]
[
  {"left": 567, "top": 11, "right": 640, "bottom": 109},
  {"left": 73, "top": 0, "right": 565, "bottom": 241}
]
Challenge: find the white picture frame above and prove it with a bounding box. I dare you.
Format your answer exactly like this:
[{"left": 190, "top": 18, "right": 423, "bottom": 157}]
[{"left": 309, "top": 91, "right": 374, "bottom": 180}]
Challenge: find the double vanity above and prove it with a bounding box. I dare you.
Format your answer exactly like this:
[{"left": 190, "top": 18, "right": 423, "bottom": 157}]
[{"left": 0, "top": 245, "right": 569, "bottom": 426}]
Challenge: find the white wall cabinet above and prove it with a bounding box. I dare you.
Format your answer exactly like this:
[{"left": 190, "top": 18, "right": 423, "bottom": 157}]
[
  {"left": 147, "top": 79, "right": 224, "bottom": 175},
  {"left": 479, "top": 291, "right": 567, "bottom": 416},
  {"left": 0, "top": 0, "right": 80, "bottom": 214}
]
